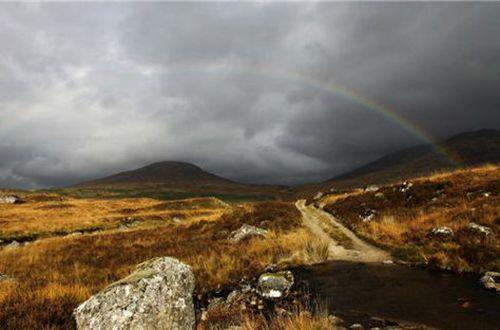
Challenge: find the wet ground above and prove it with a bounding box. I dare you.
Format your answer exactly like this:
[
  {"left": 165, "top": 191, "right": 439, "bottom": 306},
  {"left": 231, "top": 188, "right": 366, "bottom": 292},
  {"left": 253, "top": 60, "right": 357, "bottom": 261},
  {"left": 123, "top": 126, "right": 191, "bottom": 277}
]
[{"left": 294, "top": 262, "right": 499, "bottom": 329}]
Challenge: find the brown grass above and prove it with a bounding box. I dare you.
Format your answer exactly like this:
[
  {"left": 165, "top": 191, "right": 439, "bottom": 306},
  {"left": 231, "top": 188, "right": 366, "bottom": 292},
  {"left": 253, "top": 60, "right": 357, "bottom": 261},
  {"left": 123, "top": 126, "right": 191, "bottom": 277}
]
[
  {"left": 0, "top": 196, "right": 228, "bottom": 242},
  {"left": 323, "top": 165, "right": 500, "bottom": 272},
  {"left": 0, "top": 200, "right": 324, "bottom": 329}
]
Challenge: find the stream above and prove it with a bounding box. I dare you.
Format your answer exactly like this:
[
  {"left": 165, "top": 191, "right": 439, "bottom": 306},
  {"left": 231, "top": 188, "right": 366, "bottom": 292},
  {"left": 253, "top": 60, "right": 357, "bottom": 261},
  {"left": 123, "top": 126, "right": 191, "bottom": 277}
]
[{"left": 294, "top": 261, "right": 499, "bottom": 329}]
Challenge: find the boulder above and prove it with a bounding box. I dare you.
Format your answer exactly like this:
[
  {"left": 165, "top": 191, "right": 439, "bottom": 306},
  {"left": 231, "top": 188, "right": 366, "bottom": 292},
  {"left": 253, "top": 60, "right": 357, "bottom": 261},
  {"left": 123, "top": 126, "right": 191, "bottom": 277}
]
[
  {"left": 74, "top": 257, "right": 195, "bottom": 330},
  {"left": 479, "top": 271, "right": 499, "bottom": 293},
  {"left": 429, "top": 227, "right": 454, "bottom": 239},
  {"left": 0, "top": 195, "right": 21, "bottom": 204},
  {"left": 466, "top": 222, "right": 492, "bottom": 236},
  {"left": 257, "top": 271, "right": 294, "bottom": 299},
  {"left": 229, "top": 224, "right": 268, "bottom": 243}
]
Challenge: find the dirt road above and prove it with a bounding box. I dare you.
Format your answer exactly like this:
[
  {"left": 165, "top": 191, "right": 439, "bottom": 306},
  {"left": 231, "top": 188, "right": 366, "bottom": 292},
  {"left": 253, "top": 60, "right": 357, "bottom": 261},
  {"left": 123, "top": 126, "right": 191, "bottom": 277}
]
[{"left": 296, "top": 200, "right": 391, "bottom": 263}]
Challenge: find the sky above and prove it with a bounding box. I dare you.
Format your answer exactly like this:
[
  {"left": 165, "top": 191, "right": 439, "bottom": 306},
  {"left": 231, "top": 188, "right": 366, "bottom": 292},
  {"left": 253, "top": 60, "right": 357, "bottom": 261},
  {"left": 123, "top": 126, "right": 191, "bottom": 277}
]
[{"left": 0, "top": 2, "right": 499, "bottom": 188}]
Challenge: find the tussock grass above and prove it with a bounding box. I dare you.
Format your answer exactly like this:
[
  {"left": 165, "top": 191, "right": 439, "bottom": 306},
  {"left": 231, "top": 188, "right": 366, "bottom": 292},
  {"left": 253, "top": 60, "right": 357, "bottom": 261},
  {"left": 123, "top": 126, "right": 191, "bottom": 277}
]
[
  {"left": 0, "top": 196, "right": 227, "bottom": 241},
  {"left": 0, "top": 200, "right": 322, "bottom": 329},
  {"left": 323, "top": 165, "right": 500, "bottom": 272}
]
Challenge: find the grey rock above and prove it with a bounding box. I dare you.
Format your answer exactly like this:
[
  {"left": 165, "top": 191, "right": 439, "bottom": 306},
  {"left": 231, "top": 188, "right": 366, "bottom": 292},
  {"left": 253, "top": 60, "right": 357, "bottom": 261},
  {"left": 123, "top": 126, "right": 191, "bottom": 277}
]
[
  {"left": 0, "top": 195, "right": 21, "bottom": 204},
  {"left": 479, "top": 271, "right": 500, "bottom": 293},
  {"left": 257, "top": 271, "right": 294, "bottom": 299},
  {"left": 398, "top": 181, "right": 413, "bottom": 193},
  {"left": 4, "top": 241, "right": 21, "bottom": 249},
  {"left": 466, "top": 222, "right": 492, "bottom": 236},
  {"left": 313, "top": 191, "right": 324, "bottom": 201},
  {"left": 74, "top": 256, "right": 195, "bottom": 330},
  {"left": 364, "top": 185, "right": 379, "bottom": 193},
  {"left": 350, "top": 324, "right": 364, "bottom": 330},
  {"left": 229, "top": 224, "right": 268, "bottom": 243},
  {"left": 429, "top": 227, "right": 454, "bottom": 238},
  {"left": 0, "top": 273, "right": 14, "bottom": 282}
]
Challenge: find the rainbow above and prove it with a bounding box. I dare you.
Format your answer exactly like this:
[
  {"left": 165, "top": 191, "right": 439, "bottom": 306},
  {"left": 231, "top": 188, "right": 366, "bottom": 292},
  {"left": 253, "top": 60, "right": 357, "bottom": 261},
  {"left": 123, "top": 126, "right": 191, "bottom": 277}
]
[{"left": 158, "top": 60, "right": 461, "bottom": 165}]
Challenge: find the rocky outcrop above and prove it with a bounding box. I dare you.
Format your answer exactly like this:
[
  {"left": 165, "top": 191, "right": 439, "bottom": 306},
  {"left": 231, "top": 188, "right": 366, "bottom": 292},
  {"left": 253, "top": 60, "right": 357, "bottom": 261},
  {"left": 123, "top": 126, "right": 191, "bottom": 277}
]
[
  {"left": 0, "top": 195, "right": 21, "bottom": 204},
  {"left": 479, "top": 271, "right": 499, "bottom": 293},
  {"left": 257, "top": 271, "right": 294, "bottom": 299},
  {"left": 74, "top": 257, "right": 195, "bottom": 330},
  {"left": 229, "top": 224, "right": 268, "bottom": 243}
]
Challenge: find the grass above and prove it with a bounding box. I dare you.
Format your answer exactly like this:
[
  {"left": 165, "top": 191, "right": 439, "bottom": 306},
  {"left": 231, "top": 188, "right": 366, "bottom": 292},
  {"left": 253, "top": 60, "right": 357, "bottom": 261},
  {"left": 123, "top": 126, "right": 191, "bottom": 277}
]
[
  {"left": 0, "top": 196, "right": 228, "bottom": 243},
  {"left": 0, "top": 200, "right": 327, "bottom": 329},
  {"left": 322, "top": 165, "right": 500, "bottom": 272}
]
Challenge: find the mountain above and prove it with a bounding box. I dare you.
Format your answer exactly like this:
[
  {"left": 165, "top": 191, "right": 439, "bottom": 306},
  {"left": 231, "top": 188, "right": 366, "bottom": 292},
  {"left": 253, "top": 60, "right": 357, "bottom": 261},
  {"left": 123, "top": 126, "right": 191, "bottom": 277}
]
[
  {"left": 300, "top": 129, "right": 500, "bottom": 193},
  {"left": 74, "top": 161, "right": 285, "bottom": 201},
  {"left": 81, "top": 161, "right": 235, "bottom": 187}
]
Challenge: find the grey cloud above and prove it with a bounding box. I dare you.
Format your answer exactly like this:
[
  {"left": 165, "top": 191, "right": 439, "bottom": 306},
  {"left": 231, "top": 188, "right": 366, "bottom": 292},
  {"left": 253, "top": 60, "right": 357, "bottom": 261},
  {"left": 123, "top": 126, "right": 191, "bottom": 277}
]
[{"left": 0, "top": 2, "right": 499, "bottom": 188}]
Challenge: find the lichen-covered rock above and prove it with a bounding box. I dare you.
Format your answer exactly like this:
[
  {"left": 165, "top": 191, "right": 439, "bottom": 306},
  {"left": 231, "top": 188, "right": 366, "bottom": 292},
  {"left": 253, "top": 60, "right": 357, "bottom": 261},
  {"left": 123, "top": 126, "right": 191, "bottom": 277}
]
[
  {"left": 229, "top": 224, "right": 268, "bottom": 243},
  {"left": 74, "top": 257, "right": 195, "bottom": 330},
  {"left": 0, "top": 195, "right": 21, "bottom": 204},
  {"left": 429, "top": 227, "right": 454, "bottom": 238},
  {"left": 364, "top": 185, "right": 379, "bottom": 193},
  {"left": 466, "top": 222, "right": 492, "bottom": 236},
  {"left": 4, "top": 241, "right": 21, "bottom": 249},
  {"left": 0, "top": 273, "right": 14, "bottom": 282},
  {"left": 479, "top": 271, "right": 500, "bottom": 293},
  {"left": 257, "top": 271, "right": 294, "bottom": 299}
]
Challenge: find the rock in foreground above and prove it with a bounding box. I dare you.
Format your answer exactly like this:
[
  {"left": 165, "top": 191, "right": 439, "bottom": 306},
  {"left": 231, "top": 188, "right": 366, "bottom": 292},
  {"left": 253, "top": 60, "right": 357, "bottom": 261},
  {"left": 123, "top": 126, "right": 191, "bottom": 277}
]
[{"left": 74, "top": 257, "right": 195, "bottom": 330}]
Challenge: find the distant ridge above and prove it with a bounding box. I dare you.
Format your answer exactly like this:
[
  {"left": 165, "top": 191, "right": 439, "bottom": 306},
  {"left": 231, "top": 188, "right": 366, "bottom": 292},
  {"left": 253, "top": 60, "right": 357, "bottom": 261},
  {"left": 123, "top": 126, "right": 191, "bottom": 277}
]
[{"left": 299, "top": 129, "right": 500, "bottom": 192}]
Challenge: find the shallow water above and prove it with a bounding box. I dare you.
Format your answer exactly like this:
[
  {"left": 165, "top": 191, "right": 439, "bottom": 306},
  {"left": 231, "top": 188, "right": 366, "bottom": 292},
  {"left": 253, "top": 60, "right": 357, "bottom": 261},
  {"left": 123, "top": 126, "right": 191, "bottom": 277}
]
[{"left": 294, "top": 262, "right": 499, "bottom": 329}]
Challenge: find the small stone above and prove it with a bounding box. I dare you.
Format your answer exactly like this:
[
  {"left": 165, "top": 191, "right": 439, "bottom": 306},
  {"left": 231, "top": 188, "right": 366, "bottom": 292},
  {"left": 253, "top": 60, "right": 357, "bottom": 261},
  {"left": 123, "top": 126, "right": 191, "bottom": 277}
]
[
  {"left": 350, "top": 324, "right": 364, "bottom": 330},
  {"left": 364, "top": 185, "right": 379, "bottom": 193},
  {"left": 257, "top": 271, "right": 294, "bottom": 299},
  {"left": 429, "top": 227, "right": 454, "bottom": 238},
  {"left": 4, "top": 241, "right": 21, "bottom": 249},
  {"left": 479, "top": 271, "right": 500, "bottom": 293},
  {"left": 229, "top": 224, "right": 268, "bottom": 243},
  {"left": 382, "top": 259, "right": 394, "bottom": 265},
  {"left": 466, "top": 222, "right": 492, "bottom": 236}
]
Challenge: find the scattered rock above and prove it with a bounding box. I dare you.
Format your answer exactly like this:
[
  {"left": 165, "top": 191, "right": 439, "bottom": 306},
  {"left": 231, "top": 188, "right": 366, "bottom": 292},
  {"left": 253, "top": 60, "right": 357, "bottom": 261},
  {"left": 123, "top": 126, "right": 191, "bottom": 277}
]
[
  {"left": 429, "top": 227, "right": 454, "bottom": 239},
  {"left": 483, "top": 192, "right": 491, "bottom": 197},
  {"left": 364, "top": 185, "right": 379, "bottom": 193},
  {"left": 328, "top": 315, "right": 345, "bottom": 326},
  {"left": 382, "top": 259, "right": 394, "bottom": 265},
  {"left": 374, "top": 192, "right": 385, "bottom": 199},
  {"left": 398, "top": 181, "right": 413, "bottom": 193},
  {"left": 172, "top": 217, "right": 181, "bottom": 224},
  {"left": 74, "top": 256, "right": 195, "bottom": 330},
  {"left": 313, "top": 192, "right": 324, "bottom": 201},
  {"left": 466, "top": 222, "right": 492, "bottom": 236},
  {"left": 0, "top": 273, "right": 14, "bottom": 282},
  {"left": 4, "top": 241, "right": 21, "bottom": 249},
  {"left": 350, "top": 323, "right": 365, "bottom": 330},
  {"left": 359, "top": 208, "right": 376, "bottom": 223},
  {"left": 229, "top": 224, "right": 268, "bottom": 243},
  {"left": 0, "top": 195, "right": 21, "bottom": 204},
  {"left": 479, "top": 271, "right": 499, "bottom": 293},
  {"left": 257, "top": 271, "right": 294, "bottom": 299}
]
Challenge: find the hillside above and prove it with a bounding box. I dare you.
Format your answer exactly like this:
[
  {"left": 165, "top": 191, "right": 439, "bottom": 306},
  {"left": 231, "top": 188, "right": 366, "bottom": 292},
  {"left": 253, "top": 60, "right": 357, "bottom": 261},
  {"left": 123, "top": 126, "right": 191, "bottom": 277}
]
[
  {"left": 79, "top": 161, "right": 236, "bottom": 187},
  {"left": 69, "top": 161, "right": 285, "bottom": 201},
  {"left": 301, "top": 129, "right": 500, "bottom": 193}
]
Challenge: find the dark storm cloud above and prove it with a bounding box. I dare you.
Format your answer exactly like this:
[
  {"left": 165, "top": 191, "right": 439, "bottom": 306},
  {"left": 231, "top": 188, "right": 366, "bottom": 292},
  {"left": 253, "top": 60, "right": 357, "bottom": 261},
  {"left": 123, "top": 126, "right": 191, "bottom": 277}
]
[{"left": 0, "top": 2, "right": 499, "bottom": 188}]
